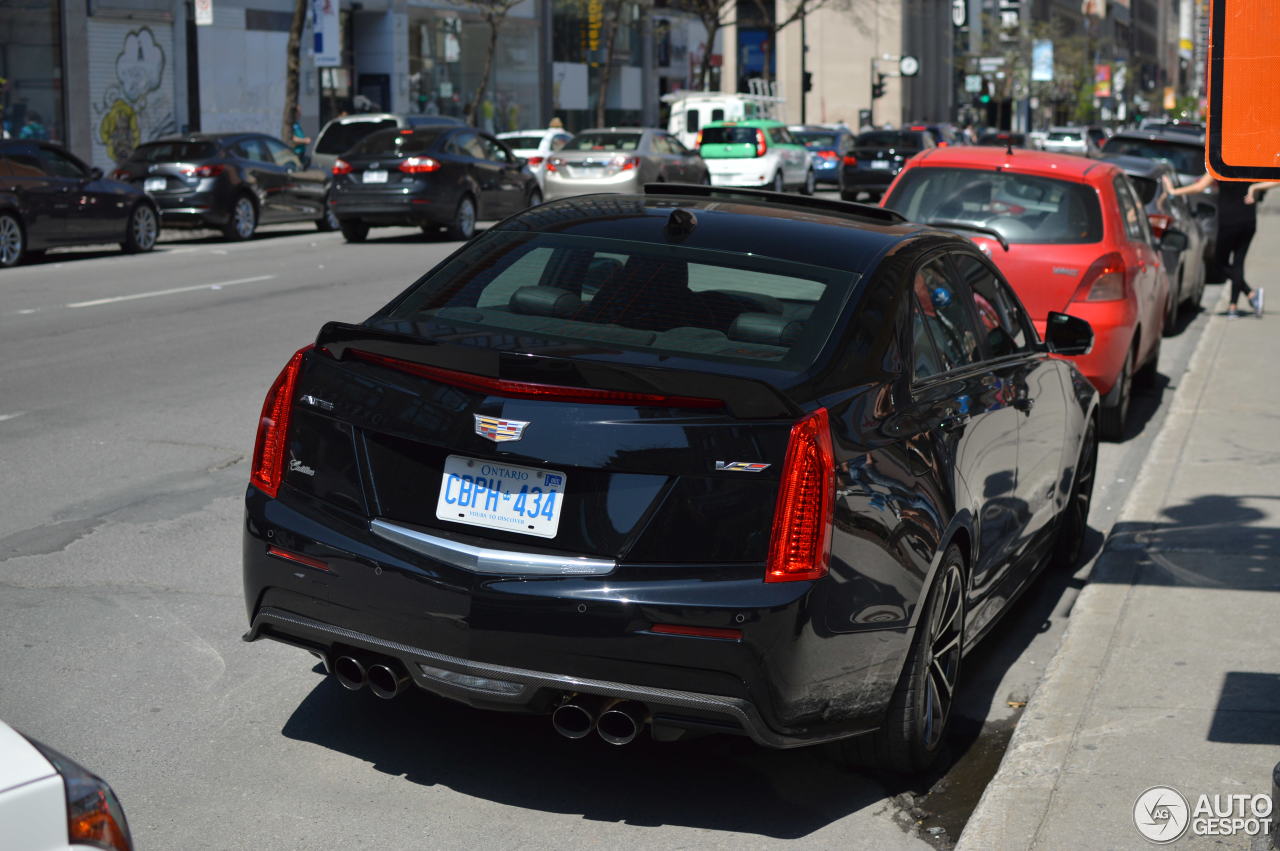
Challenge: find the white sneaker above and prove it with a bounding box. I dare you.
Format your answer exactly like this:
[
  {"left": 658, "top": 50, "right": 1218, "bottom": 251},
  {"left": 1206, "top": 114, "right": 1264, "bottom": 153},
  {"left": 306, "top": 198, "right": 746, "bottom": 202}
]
[{"left": 1250, "top": 287, "right": 1264, "bottom": 317}]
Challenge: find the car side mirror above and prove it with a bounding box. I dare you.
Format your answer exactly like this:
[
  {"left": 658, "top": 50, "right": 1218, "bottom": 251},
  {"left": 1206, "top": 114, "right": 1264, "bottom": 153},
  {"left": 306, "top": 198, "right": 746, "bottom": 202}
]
[
  {"left": 1045, "top": 311, "right": 1093, "bottom": 356},
  {"left": 88, "top": 166, "right": 104, "bottom": 181},
  {"left": 1160, "top": 228, "right": 1189, "bottom": 253}
]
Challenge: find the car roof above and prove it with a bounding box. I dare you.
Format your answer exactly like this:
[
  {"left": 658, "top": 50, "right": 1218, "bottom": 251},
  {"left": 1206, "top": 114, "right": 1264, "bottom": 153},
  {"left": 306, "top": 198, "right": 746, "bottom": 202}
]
[
  {"left": 905, "top": 145, "right": 1121, "bottom": 182},
  {"left": 705, "top": 119, "right": 787, "bottom": 128},
  {"left": 575, "top": 127, "right": 652, "bottom": 133},
  {"left": 1047, "top": 126, "right": 1084, "bottom": 133},
  {"left": 1108, "top": 128, "right": 1204, "bottom": 145},
  {"left": 496, "top": 186, "right": 964, "bottom": 272},
  {"left": 142, "top": 133, "right": 242, "bottom": 144},
  {"left": 497, "top": 129, "right": 566, "bottom": 137}
]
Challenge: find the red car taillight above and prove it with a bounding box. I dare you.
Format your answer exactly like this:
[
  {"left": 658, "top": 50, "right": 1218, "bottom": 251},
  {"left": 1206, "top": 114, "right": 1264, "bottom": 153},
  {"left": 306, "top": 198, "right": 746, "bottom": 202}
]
[
  {"left": 616, "top": 155, "right": 639, "bottom": 171},
  {"left": 817, "top": 150, "right": 838, "bottom": 160},
  {"left": 755, "top": 129, "right": 768, "bottom": 158},
  {"left": 695, "top": 130, "right": 703, "bottom": 148},
  {"left": 111, "top": 168, "right": 130, "bottom": 180},
  {"left": 194, "top": 164, "right": 224, "bottom": 178},
  {"left": 332, "top": 158, "right": 353, "bottom": 175},
  {"left": 400, "top": 156, "right": 441, "bottom": 174},
  {"left": 546, "top": 157, "right": 560, "bottom": 172},
  {"left": 250, "top": 345, "right": 313, "bottom": 498},
  {"left": 1147, "top": 213, "right": 1172, "bottom": 238},
  {"left": 765, "top": 407, "right": 834, "bottom": 583},
  {"left": 842, "top": 154, "right": 857, "bottom": 167},
  {"left": 526, "top": 156, "right": 544, "bottom": 167},
  {"left": 1072, "top": 252, "right": 1128, "bottom": 302}
]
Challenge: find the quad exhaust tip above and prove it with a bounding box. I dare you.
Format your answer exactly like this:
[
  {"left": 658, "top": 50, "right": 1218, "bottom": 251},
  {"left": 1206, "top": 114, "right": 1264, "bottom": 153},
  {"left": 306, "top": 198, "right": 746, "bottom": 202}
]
[
  {"left": 597, "top": 700, "right": 646, "bottom": 746},
  {"left": 367, "top": 663, "right": 410, "bottom": 700},
  {"left": 551, "top": 696, "right": 599, "bottom": 740},
  {"left": 334, "top": 655, "right": 367, "bottom": 691}
]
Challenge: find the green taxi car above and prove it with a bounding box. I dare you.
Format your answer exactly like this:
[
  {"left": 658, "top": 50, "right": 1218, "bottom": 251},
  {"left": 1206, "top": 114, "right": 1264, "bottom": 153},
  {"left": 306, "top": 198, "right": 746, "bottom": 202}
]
[{"left": 696, "top": 120, "right": 815, "bottom": 194}]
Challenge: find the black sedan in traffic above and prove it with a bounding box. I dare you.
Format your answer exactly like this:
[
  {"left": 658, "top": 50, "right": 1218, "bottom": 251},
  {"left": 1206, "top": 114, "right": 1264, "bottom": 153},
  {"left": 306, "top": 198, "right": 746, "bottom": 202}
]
[
  {"left": 0, "top": 140, "right": 159, "bottom": 266},
  {"left": 112, "top": 133, "right": 332, "bottom": 241},
  {"left": 840, "top": 128, "right": 936, "bottom": 202},
  {"left": 329, "top": 125, "right": 540, "bottom": 242},
  {"left": 243, "top": 185, "right": 1098, "bottom": 773}
]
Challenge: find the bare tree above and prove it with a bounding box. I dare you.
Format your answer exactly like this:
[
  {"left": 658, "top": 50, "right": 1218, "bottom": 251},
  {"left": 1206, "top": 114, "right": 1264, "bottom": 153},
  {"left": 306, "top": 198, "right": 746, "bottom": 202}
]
[
  {"left": 670, "top": 0, "right": 735, "bottom": 90},
  {"left": 594, "top": 0, "right": 626, "bottom": 126},
  {"left": 458, "top": 0, "right": 524, "bottom": 125},
  {"left": 282, "top": 0, "right": 308, "bottom": 140}
]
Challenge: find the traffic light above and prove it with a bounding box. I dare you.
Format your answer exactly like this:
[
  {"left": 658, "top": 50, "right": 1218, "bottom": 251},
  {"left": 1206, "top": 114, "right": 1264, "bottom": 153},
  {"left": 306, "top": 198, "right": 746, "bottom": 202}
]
[
  {"left": 872, "top": 73, "right": 886, "bottom": 100},
  {"left": 803, "top": 71, "right": 813, "bottom": 93}
]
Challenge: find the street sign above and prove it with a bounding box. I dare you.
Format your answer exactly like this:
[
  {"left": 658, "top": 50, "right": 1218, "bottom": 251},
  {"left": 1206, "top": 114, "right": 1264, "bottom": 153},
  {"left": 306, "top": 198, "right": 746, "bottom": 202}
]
[
  {"left": 194, "top": 0, "right": 213, "bottom": 26},
  {"left": 951, "top": 0, "right": 966, "bottom": 27},
  {"left": 1207, "top": 0, "right": 1280, "bottom": 180},
  {"left": 899, "top": 55, "right": 920, "bottom": 77},
  {"left": 964, "top": 74, "right": 983, "bottom": 93}
]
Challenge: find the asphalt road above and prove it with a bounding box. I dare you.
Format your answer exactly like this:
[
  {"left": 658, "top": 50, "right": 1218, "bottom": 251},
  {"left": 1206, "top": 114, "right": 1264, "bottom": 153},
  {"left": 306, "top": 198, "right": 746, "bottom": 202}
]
[{"left": 0, "top": 216, "right": 1211, "bottom": 850}]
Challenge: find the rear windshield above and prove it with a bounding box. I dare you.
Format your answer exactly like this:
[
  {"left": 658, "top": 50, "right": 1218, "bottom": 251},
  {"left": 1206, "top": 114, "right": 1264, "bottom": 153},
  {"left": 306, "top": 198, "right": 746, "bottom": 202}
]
[
  {"left": 501, "top": 136, "right": 546, "bottom": 149},
  {"left": 855, "top": 131, "right": 924, "bottom": 148},
  {"left": 976, "top": 133, "right": 1026, "bottom": 146},
  {"left": 563, "top": 132, "right": 643, "bottom": 152},
  {"left": 700, "top": 126, "right": 759, "bottom": 145},
  {"left": 884, "top": 167, "right": 1103, "bottom": 245},
  {"left": 374, "top": 231, "right": 857, "bottom": 369},
  {"left": 1101, "top": 138, "right": 1203, "bottom": 175},
  {"left": 793, "top": 131, "right": 839, "bottom": 149},
  {"left": 1047, "top": 131, "right": 1082, "bottom": 141},
  {"left": 128, "top": 141, "right": 217, "bottom": 162},
  {"left": 315, "top": 119, "right": 398, "bottom": 154},
  {"left": 351, "top": 128, "right": 446, "bottom": 155}
]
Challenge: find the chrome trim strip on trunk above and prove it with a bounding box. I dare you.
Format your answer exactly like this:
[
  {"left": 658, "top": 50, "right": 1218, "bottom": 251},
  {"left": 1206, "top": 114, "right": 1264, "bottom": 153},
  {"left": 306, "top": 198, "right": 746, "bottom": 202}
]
[{"left": 369, "top": 518, "right": 616, "bottom": 576}]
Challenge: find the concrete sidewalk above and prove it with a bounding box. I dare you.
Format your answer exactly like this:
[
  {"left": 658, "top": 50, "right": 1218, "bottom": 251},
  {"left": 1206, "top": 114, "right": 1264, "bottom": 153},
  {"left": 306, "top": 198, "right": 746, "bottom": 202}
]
[{"left": 958, "top": 264, "right": 1280, "bottom": 845}]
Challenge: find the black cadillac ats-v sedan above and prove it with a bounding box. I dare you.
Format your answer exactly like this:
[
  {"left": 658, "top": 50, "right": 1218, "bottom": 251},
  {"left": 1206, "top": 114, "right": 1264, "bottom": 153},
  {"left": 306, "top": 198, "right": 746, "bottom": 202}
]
[{"left": 243, "top": 185, "right": 1099, "bottom": 773}]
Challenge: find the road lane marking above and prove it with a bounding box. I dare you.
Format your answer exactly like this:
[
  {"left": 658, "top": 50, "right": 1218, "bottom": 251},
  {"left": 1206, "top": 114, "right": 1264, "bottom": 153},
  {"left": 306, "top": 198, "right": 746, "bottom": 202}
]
[{"left": 66, "top": 275, "right": 275, "bottom": 308}]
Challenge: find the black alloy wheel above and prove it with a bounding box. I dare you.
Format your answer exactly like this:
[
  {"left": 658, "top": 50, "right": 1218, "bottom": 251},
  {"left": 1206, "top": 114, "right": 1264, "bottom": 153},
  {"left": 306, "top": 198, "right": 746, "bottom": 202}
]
[
  {"left": 122, "top": 204, "right": 159, "bottom": 253},
  {"left": 447, "top": 195, "right": 476, "bottom": 241},
  {"left": 223, "top": 195, "right": 257, "bottom": 241},
  {"left": 0, "top": 212, "right": 24, "bottom": 267},
  {"left": 836, "top": 545, "right": 966, "bottom": 774},
  {"left": 339, "top": 219, "right": 369, "bottom": 243},
  {"left": 317, "top": 198, "right": 340, "bottom": 232},
  {"left": 1099, "top": 345, "right": 1134, "bottom": 441},
  {"left": 1052, "top": 417, "right": 1098, "bottom": 570}
]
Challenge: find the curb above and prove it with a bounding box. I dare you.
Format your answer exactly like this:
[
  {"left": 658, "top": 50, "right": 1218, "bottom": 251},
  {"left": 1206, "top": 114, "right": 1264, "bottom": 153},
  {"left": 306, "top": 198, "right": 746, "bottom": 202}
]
[{"left": 955, "top": 292, "right": 1230, "bottom": 850}]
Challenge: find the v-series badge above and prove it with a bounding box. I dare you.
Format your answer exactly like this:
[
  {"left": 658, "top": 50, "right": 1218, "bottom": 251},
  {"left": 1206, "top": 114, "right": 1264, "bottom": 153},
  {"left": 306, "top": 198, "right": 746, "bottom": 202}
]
[{"left": 715, "top": 461, "right": 771, "bottom": 472}]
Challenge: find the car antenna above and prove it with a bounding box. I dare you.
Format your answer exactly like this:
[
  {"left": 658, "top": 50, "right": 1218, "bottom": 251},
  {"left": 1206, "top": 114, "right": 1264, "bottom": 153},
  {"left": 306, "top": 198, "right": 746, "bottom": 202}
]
[
  {"left": 666, "top": 207, "right": 698, "bottom": 239},
  {"left": 1005, "top": 140, "right": 1014, "bottom": 156}
]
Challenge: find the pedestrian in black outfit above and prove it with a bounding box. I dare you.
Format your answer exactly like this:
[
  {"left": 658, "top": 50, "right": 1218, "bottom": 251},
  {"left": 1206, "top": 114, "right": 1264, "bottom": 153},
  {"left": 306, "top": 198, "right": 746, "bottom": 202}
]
[{"left": 1167, "top": 174, "right": 1280, "bottom": 318}]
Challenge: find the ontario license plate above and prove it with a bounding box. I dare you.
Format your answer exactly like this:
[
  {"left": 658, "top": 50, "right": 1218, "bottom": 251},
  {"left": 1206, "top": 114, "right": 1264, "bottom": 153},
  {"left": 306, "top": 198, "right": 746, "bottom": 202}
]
[
  {"left": 869, "top": 160, "right": 891, "bottom": 170},
  {"left": 362, "top": 170, "right": 388, "bottom": 183},
  {"left": 435, "top": 455, "right": 566, "bottom": 538},
  {"left": 144, "top": 177, "right": 166, "bottom": 191}
]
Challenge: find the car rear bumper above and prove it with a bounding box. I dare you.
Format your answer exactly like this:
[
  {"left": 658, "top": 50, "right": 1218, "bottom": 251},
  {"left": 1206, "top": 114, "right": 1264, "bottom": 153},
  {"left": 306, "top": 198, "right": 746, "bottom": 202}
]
[
  {"left": 704, "top": 159, "right": 774, "bottom": 188},
  {"left": 840, "top": 169, "right": 896, "bottom": 192},
  {"left": 331, "top": 190, "right": 455, "bottom": 226},
  {"left": 542, "top": 171, "right": 643, "bottom": 200},
  {"left": 152, "top": 189, "right": 230, "bottom": 226},
  {"left": 243, "top": 486, "right": 907, "bottom": 747}
]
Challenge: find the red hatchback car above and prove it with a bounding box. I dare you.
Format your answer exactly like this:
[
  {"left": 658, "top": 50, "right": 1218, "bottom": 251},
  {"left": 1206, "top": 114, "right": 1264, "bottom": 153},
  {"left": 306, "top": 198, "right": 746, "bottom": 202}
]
[{"left": 882, "top": 147, "right": 1180, "bottom": 439}]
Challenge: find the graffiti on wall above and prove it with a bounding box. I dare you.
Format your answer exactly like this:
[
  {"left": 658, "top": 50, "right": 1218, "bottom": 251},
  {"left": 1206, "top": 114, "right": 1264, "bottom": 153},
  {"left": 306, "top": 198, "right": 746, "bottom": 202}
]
[{"left": 93, "top": 26, "right": 176, "bottom": 163}]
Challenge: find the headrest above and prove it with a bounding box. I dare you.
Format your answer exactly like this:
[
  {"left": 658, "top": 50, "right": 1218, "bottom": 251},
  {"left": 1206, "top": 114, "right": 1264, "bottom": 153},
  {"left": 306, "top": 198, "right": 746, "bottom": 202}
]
[
  {"left": 510, "top": 286, "right": 582, "bottom": 318},
  {"left": 728, "top": 312, "right": 805, "bottom": 347}
]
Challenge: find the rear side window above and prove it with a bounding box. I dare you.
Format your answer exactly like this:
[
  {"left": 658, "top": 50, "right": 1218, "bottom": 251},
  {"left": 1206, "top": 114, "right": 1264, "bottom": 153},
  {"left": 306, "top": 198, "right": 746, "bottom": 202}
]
[
  {"left": 1113, "top": 175, "right": 1150, "bottom": 243},
  {"left": 315, "top": 119, "right": 398, "bottom": 154},
  {"left": 911, "top": 258, "right": 979, "bottom": 372},
  {"left": 352, "top": 128, "right": 446, "bottom": 156},
  {"left": 129, "top": 141, "right": 217, "bottom": 162},
  {"left": 685, "top": 110, "right": 699, "bottom": 133},
  {"left": 885, "top": 167, "right": 1103, "bottom": 245},
  {"left": 953, "top": 254, "right": 1031, "bottom": 357},
  {"left": 1128, "top": 174, "right": 1158, "bottom": 205},
  {"left": 375, "top": 231, "right": 858, "bottom": 370}
]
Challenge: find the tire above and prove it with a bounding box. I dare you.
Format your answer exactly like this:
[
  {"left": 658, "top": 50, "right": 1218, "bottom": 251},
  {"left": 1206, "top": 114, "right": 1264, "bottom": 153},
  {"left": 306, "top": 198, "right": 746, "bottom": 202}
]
[
  {"left": 1052, "top": 417, "right": 1097, "bottom": 570},
  {"left": 447, "top": 195, "right": 476, "bottom": 240},
  {"left": 1099, "top": 345, "right": 1134, "bottom": 441},
  {"left": 771, "top": 172, "right": 784, "bottom": 193},
  {"left": 835, "top": 545, "right": 966, "bottom": 774},
  {"left": 339, "top": 219, "right": 369, "bottom": 243},
  {"left": 1162, "top": 268, "right": 1180, "bottom": 336},
  {"left": 0, "top": 212, "right": 24, "bottom": 267},
  {"left": 1135, "top": 332, "right": 1160, "bottom": 387},
  {"left": 801, "top": 169, "right": 816, "bottom": 196},
  {"left": 316, "top": 199, "right": 340, "bottom": 232},
  {"left": 122, "top": 204, "right": 159, "bottom": 253},
  {"left": 222, "top": 195, "right": 257, "bottom": 241},
  {"left": 527, "top": 189, "right": 542, "bottom": 209}
]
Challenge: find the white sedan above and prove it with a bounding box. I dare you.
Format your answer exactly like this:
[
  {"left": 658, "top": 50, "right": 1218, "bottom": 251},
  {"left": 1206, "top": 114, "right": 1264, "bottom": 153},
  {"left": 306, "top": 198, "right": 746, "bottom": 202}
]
[
  {"left": 497, "top": 128, "right": 574, "bottom": 190},
  {"left": 0, "top": 720, "right": 132, "bottom": 850}
]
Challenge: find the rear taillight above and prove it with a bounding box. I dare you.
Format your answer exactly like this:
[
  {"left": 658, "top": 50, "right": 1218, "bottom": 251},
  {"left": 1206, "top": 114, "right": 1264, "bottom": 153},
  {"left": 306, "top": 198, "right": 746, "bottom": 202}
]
[
  {"left": 111, "top": 168, "right": 130, "bottom": 180},
  {"left": 332, "top": 158, "right": 353, "bottom": 175},
  {"left": 400, "top": 156, "right": 441, "bottom": 173},
  {"left": 1147, "top": 213, "right": 1172, "bottom": 238},
  {"left": 766, "top": 407, "right": 834, "bottom": 583},
  {"left": 25, "top": 739, "right": 133, "bottom": 851},
  {"left": 1071, "top": 252, "right": 1128, "bottom": 302},
  {"left": 347, "top": 349, "right": 724, "bottom": 409},
  {"left": 250, "top": 345, "right": 313, "bottom": 498},
  {"left": 546, "top": 157, "right": 561, "bottom": 172},
  {"left": 614, "top": 155, "right": 639, "bottom": 172},
  {"left": 194, "top": 164, "right": 224, "bottom": 178},
  {"left": 817, "top": 150, "right": 838, "bottom": 160},
  {"left": 842, "top": 154, "right": 857, "bottom": 167},
  {"left": 526, "top": 156, "right": 544, "bottom": 167},
  {"left": 695, "top": 130, "right": 703, "bottom": 148},
  {"left": 755, "top": 129, "right": 768, "bottom": 158}
]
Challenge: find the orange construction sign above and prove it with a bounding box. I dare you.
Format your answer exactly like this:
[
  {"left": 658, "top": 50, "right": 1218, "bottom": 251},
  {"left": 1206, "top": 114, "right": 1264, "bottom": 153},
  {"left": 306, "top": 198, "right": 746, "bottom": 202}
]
[{"left": 1207, "top": 0, "right": 1280, "bottom": 180}]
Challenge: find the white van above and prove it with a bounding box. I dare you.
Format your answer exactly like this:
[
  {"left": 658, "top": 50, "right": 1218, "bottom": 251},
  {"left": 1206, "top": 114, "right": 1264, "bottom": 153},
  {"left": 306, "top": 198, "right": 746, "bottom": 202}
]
[{"left": 663, "top": 92, "right": 784, "bottom": 149}]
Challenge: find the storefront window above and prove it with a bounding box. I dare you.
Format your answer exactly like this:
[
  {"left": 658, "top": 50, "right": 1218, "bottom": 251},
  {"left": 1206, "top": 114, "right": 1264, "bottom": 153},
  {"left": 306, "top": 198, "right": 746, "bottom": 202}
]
[{"left": 0, "top": 0, "right": 64, "bottom": 141}]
